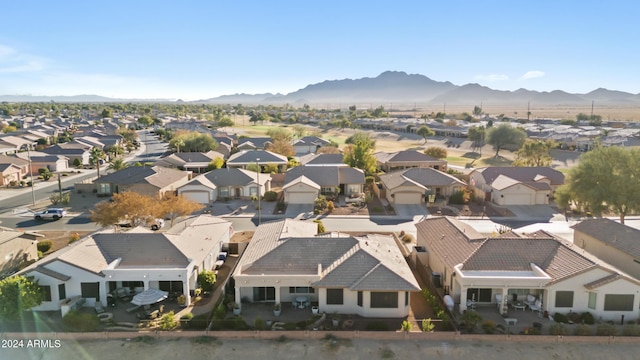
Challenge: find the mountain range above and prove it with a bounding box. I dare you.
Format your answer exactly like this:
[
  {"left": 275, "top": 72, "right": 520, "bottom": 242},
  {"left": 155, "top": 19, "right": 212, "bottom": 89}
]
[{"left": 2, "top": 71, "right": 640, "bottom": 106}]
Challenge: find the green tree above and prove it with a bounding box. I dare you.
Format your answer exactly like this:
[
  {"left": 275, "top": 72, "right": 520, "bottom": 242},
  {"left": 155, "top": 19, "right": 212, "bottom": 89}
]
[
  {"left": 207, "top": 157, "right": 225, "bottom": 171},
  {"left": 38, "top": 168, "right": 53, "bottom": 181},
  {"left": 343, "top": 139, "right": 376, "bottom": 175},
  {"left": 90, "top": 147, "right": 105, "bottom": 178},
  {"left": 267, "top": 127, "right": 292, "bottom": 142},
  {"left": 416, "top": 125, "right": 435, "bottom": 143},
  {"left": 557, "top": 145, "right": 640, "bottom": 224},
  {"left": 472, "top": 105, "right": 483, "bottom": 116},
  {"left": 108, "top": 158, "right": 129, "bottom": 171},
  {"left": 197, "top": 270, "right": 217, "bottom": 292},
  {"left": 423, "top": 147, "right": 447, "bottom": 159},
  {"left": 265, "top": 139, "right": 295, "bottom": 157},
  {"left": 485, "top": 124, "right": 526, "bottom": 157},
  {"left": 468, "top": 125, "right": 486, "bottom": 145},
  {"left": 137, "top": 115, "right": 153, "bottom": 127},
  {"left": 0, "top": 276, "right": 44, "bottom": 320},
  {"left": 513, "top": 139, "right": 555, "bottom": 167},
  {"left": 216, "top": 116, "right": 234, "bottom": 128},
  {"left": 100, "top": 108, "right": 113, "bottom": 118},
  {"left": 345, "top": 132, "right": 375, "bottom": 149},
  {"left": 246, "top": 162, "right": 261, "bottom": 173}
]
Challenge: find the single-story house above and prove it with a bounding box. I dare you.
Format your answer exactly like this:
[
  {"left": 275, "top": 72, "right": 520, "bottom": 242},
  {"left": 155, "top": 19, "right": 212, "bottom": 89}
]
[
  {"left": 41, "top": 143, "right": 91, "bottom": 166},
  {"left": 415, "top": 216, "right": 640, "bottom": 321},
  {"left": 573, "top": 218, "right": 640, "bottom": 281},
  {"left": 237, "top": 137, "right": 273, "bottom": 151},
  {"left": 177, "top": 167, "right": 271, "bottom": 204},
  {"left": 226, "top": 150, "right": 288, "bottom": 173},
  {"left": 233, "top": 219, "right": 420, "bottom": 317},
  {"left": 298, "top": 153, "right": 346, "bottom": 167},
  {"left": 0, "top": 226, "right": 43, "bottom": 275},
  {"left": 27, "top": 154, "right": 69, "bottom": 173},
  {"left": 0, "top": 154, "right": 29, "bottom": 185},
  {"left": 378, "top": 168, "right": 466, "bottom": 204},
  {"left": 155, "top": 151, "right": 227, "bottom": 173},
  {"left": 293, "top": 136, "right": 331, "bottom": 155},
  {"left": 469, "top": 167, "right": 564, "bottom": 205},
  {"left": 94, "top": 166, "right": 191, "bottom": 197},
  {"left": 0, "top": 135, "right": 34, "bottom": 153},
  {"left": 374, "top": 150, "right": 448, "bottom": 172},
  {"left": 17, "top": 215, "right": 232, "bottom": 312},
  {"left": 283, "top": 165, "right": 365, "bottom": 204}
]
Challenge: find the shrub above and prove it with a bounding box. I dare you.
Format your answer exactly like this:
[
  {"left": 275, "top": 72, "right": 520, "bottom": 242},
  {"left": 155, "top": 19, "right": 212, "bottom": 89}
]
[
  {"left": 313, "top": 219, "right": 325, "bottom": 233},
  {"left": 62, "top": 310, "right": 99, "bottom": 332},
  {"left": 401, "top": 320, "right": 412, "bottom": 332},
  {"left": 448, "top": 190, "right": 467, "bottom": 205},
  {"left": 37, "top": 240, "right": 53, "bottom": 253},
  {"left": 314, "top": 195, "right": 327, "bottom": 211},
  {"left": 623, "top": 324, "right": 640, "bottom": 336},
  {"left": 197, "top": 270, "right": 217, "bottom": 292},
  {"left": 37, "top": 251, "right": 43, "bottom": 259},
  {"left": 276, "top": 202, "right": 286, "bottom": 211},
  {"left": 596, "top": 323, "right": 617, "bottom": 336},
  {"left": 180, "top": 312, "right": 194, "bottom": 320},
  {"left": 401, "top": 233, "right": 415, "bottom": 243},
  {"left": 460, "top": 311, "right": 483, "bottom": 333},
  {"left": 263, "top": 191, "right": 278, "bottom": 202},
  {"left": 581, "top": 312, "right": 595, "bottom": 325},
  {"left": 567, "top": 311, "right": 581, "bottom": 323},
  {"left": 552, "top": 312, "right": 568, "bottom": 323},
  {"left": 254, "top": 316, "right": 265, "bottom": 330},
  {"left": 69, "top": 232, "right": 80, "bottom": 244},
  {"left": 549, "top": 323, "right": 568, "bottom": 335},
  {"left": 482, "top": 320, "right": 496, "bottom": 334},
  {"left": 326, "top": 201, "right": 335, "bottom": 213},
  {"left": 158, "top": 311, "right": 178, "bottom": 331},
  {"left": 573, "top": 324, "right": 592, "bottom": 336},
  {"left": 422, "top": 318, "right": 435, "bottom": 332},
  {"left": 73, "top": 158, "right": 82, "bottom": 168}
]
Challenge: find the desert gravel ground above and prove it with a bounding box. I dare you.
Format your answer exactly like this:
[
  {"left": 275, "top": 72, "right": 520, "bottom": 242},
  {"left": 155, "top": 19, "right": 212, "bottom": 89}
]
[{"left": 3, "top": 338, "right": 640, "bottom": 360}]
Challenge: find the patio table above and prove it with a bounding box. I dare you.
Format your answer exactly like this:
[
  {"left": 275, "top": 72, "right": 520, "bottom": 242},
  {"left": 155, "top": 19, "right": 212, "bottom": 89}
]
[
  {"left": 512, "top": 302, "right": 526, "bottom": 311},
  {"left": 296, "top": 296, "right": 308, "bottom": 308}
]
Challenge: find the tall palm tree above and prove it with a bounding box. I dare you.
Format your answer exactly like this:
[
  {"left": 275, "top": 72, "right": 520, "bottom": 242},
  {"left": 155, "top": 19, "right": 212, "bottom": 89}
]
[
  {"left": 90, "top": 147, "right": 105, "bottom": 178},
  {"left": 108, "top": 158, "right": 128, "bottom": 171}
]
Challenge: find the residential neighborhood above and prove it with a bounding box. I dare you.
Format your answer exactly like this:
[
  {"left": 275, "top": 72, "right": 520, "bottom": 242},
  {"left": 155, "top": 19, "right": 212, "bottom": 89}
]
[{"left": 1, "top": 103, "right": 640, "bottom": 352}]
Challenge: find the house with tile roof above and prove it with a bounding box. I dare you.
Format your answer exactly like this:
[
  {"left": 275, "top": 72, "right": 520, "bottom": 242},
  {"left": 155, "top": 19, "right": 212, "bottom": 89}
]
[
  {"left": 283, "top": 165, "right": 365, "bottom": 204},
  {"left": 297, "top": 153, "right": 346, "bottom": 167},
  {"left": 0, "top": 155, "right": 29, "bottom": 186},
  {"left": 93, "top": 165, "right": 190, "bottom": 197},
  {"left": 293, "top": 136, "right": 331, "bottom": 155},
  {"left": 374, "top": 150, "right": 448, "bottom": 172},
  {"left": 233, "top": 219, "right": 420, "bottom": 317},
  {"left": 226, "top": 150, "right": 288, "bottom": 173},
  {"left": 155, "top": 150, "right": 227, "bottom": 173},
  {"left": 15, "top": 151, "right": 69, "bottom": 173},
  {"left": 237, "top": 137, "right": 273, "bottom": 151},
  {"left": 379, "top": 167, "right": 465, "bottom": 205},
  {"left": 573, "top": 218, "right": 640, "bottom": 281},
  {"left": 41, "top": 143, "right": 92, "bottom": 166},
  {"left": 415, "top": 216, "right": 640, "bottom": 321},
  {"left": 177, "top": 167, "right": 271, "bottom": 204},
  {"left": 16, "top": 215, "right": 232, "bottom": 312},
  {"left": 469, "top": 166, "right": 564, "bottom": 205}
]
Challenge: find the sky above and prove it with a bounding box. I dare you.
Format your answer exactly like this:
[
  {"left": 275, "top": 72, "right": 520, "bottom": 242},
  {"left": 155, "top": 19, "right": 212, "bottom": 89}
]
[{"left": 1, "top": 1, "right": 639, "bottom": 100}]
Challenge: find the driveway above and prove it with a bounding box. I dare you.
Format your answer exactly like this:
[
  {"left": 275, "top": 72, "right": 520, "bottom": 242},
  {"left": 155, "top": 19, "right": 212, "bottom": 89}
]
[
  {"left": 503, "top": 205, "right": 563, "bottom": 222},
  {"left": 285, "top": 203, "right": 314, "bottom": 219},
  {"left": 393, "top": 204, "right": 429, "bottom": 219}
]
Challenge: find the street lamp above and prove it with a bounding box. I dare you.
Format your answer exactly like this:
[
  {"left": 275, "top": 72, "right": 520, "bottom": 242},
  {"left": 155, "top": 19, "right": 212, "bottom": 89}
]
[
  {"left": 22, "top": 144, "right": 36, "bottom": 206},
  {"left": 256, "top": 158, "right": 261, "bottom": 225}
]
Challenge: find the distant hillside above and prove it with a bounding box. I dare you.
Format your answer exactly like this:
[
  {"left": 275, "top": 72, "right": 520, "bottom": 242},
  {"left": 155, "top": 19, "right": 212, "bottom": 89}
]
[
  {"left": 203, "top": 71, "right": 640, "bottom": 106},
  {"left": 3, "top": 71, "right": 640, "bottom": 106}
]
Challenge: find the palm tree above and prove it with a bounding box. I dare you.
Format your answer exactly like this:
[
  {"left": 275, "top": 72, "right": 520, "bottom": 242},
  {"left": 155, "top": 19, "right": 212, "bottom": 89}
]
[
  {"left": 174, "top": 139, "right": 184, "bottom": 153},
  {"left": 108, "top": 158, "right": 128, "bottom": 171},
  {"left": 90, "top": 147, "right": 105, "bottom": 178}
]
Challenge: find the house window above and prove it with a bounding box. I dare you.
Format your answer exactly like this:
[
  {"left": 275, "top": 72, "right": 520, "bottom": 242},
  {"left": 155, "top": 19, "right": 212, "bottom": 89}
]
[
  {"left": 588, "top": 292, "right": 597, "bottom": 310},
  {"left": 250, "top": 186, "right": 258, "bottom": 196},
  {"left": 321, "top": 187, "right": 335, "bottom": 195},
  {"left": 40, "top": 285, "right": 52, "bottom": 302},
  {"left": 405, "top": 292, "right": 409, "bottom": 306},
  {"left": 80, "top": 282, "right": 100, "bottom": 299},
  {"left": 58, "top": 284, "right": 66, "bottom": 300},
  {"left": 357, "top": 291, "right": 363, "bottom": 307},
  {"left": 326, "top": 289, "right": 344, "bottom": 305},
  {"left": 604, "top": 294, "right": 634, "bottom": 311},
  {"left": 555, "top": 291, "right": 574, "bottom": 308},
  {"left": 289, "top": 287, "right": 315, "bottom": 294},
  {"left": 98, "top": 183, "right": 110, "bottom": 194},
  {"left": 219, "top": 188, "right": 229, "bottom": 198},
  {"left": 371, "top": 292, "right": 398, "bottom": 308},
  {"left": 122, "top": 281, "right": 144, "bottom": 290}
]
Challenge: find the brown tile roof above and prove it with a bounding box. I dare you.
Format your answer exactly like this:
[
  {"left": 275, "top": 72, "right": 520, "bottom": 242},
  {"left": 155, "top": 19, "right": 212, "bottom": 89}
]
[
  {"left": 415, "top": 217, "right": 485, "bottom": 269},
  {"left": 475, "top": 166, "right": 564, "bottom": 186},
  {"left": 572, "top": 218, "right": 640, "bottom": 259},
  {"left": 584, "top": 273, "right": 621, "bottom": 290}
]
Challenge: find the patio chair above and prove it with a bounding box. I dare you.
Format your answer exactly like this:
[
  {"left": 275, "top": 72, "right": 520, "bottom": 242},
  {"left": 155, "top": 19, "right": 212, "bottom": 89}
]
[
  {"left": 158, "top": 304, "right": 165, "bottom": 314},
  {"left": 529, "top": 299, "right": 542, "bottom": 314},
  {"left": 495, "top": 294, "right": 503, "bottom": 310},
  {"left": 95, "top": 301, "right": 105, "bottom": 314},
  {"left": 291, "top": 301, "right": 297, "bottom": 309}
]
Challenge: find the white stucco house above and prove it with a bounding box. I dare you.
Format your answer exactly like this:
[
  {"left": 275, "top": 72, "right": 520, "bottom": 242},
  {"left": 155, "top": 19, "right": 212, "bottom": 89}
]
[
  {"left": 177, "top": 167, "right": 271, "bottom": 204},
  {"left": 378, "top": 167, "right": 465, "bottom": 204},
  {"left": 16, "top": 215, "right": 232, "bottom": 313},
  {"left": 414, "top": 216, "right": 640, "bottom": 322},
  {"left": 283, "top": 165, "right": 365, "bottom": 204},
  {"left": 469, "top": 167, "right": 564, "bottom": 205},
  {"left": 233, "top": 219, "right": 420, "bottom": 318}
]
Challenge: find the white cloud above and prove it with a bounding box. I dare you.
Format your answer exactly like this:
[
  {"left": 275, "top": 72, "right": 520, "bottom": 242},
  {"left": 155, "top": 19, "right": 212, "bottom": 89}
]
[
  {"left": 474, "top": 74, "right": 509, "bottom": 82},
  {"left": 0, "top": 44, "right": 47, "bottom": 73},
  {"left": 520, "top": 70, "right": 545, "bottom": 80}
]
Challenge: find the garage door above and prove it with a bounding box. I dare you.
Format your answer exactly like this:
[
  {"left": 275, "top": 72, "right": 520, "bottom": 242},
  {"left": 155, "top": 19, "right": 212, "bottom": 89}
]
[
  {"left": 287, "top": 191, "right": 318, "bottom": 204},
  {"left": 393, "top": 192, "right": 422, "bottom": 204},
  {"left": 181, "top": 191, "right": 210, "bottom": 204},
  {"left": 502, "top": 194, "right": 531, "bottom": 205}
]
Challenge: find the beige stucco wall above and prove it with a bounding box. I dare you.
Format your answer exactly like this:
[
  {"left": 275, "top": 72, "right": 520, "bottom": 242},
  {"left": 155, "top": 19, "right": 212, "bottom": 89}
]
[{"left": 575, "top": 230, "right": 640, "bottom": 280}]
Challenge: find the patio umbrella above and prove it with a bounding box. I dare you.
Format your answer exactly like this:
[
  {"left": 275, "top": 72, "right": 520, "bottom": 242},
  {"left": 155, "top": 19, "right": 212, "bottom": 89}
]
[{"left": 131, "top": 289, "right": 169, "bottom": 306}]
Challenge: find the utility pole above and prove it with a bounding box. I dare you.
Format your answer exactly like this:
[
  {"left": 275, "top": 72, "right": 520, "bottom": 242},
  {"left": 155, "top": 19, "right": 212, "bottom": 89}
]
[{"left": 591, "top": 101, "right": 594, "bottom": 118}]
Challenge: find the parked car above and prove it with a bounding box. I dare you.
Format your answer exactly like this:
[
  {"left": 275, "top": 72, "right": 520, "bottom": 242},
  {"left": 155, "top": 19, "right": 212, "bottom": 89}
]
[{"left": 34, "top": 208, "right": 66, "bottom": 220}]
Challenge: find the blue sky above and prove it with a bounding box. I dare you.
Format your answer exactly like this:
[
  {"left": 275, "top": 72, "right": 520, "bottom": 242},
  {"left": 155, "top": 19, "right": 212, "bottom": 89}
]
[{"left": 1, "top": 1, "right": 638, "bottom": 100}]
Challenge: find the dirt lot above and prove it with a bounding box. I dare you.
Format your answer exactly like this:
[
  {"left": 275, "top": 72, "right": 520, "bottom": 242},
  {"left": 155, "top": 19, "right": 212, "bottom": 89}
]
[{"left": 39, "top": 231, "right": 93, "bottom": 254}]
